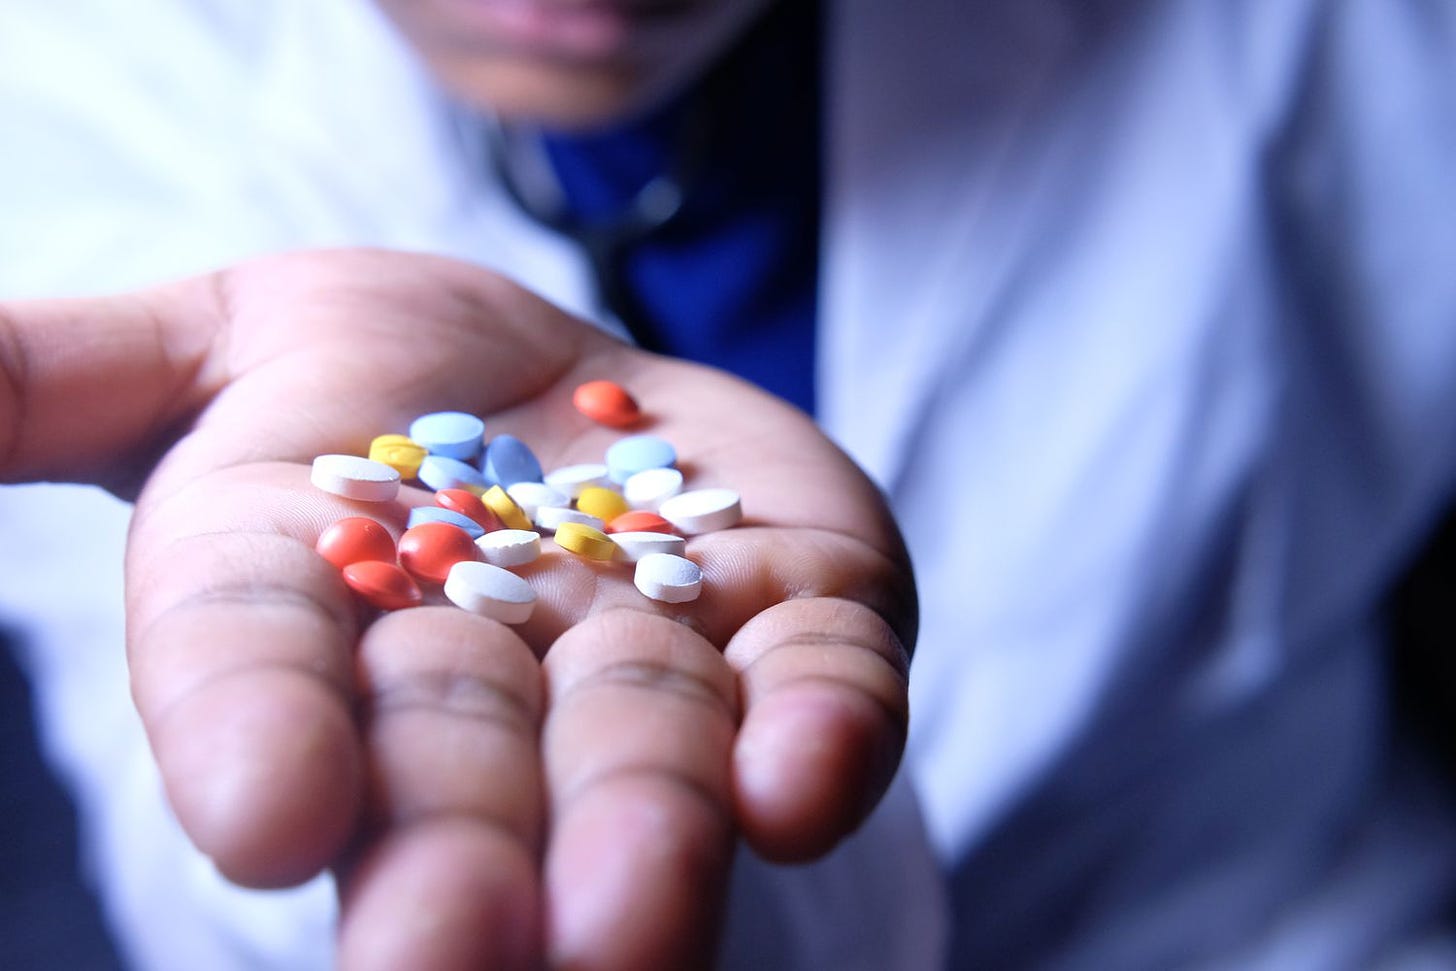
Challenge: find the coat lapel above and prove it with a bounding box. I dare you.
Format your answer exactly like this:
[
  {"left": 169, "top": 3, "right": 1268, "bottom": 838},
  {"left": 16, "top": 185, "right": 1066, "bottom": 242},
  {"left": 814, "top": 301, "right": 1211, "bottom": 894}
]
[{"left": 819, "top": 0, "right": 1075, "bottom": 489}]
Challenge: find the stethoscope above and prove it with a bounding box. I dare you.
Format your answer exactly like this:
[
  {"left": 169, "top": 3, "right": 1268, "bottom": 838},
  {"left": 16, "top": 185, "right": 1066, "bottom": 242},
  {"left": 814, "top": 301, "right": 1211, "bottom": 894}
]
[{"left": 481, "top": 103, "right": 711, "bottom": 348}]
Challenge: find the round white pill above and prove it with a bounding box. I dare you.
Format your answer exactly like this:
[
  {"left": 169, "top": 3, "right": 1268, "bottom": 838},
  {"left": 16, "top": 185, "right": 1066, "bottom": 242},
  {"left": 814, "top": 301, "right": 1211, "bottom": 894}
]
[
  {"left": 443, "top": 561, "right": 536, "bottom": 624},
  {"left": 658, "top": 488, "right": 742, "bottom": 535},
  {"left": 311, "top": 454, "right": 402, "bottom": 502},
  {"left": 623, "top": 466, "right": 684, "bottom": 510},
  {"left": 507, "top": 481, "right": 570, "bottom": 519},
  {"left": 534, "top": 505, "right": 605, "bottom": 534},
  {"left": 475, "top": 528, "right": 542, "bottom": 568},
  {"left": 633, "top": 553, "right": 702, "bottom": 604},
  {"left": 610, "top": 531, "right": 688, "bottom": 563},
  {"left": 544, "top": 463, "right": 610, "bottom": 498}
]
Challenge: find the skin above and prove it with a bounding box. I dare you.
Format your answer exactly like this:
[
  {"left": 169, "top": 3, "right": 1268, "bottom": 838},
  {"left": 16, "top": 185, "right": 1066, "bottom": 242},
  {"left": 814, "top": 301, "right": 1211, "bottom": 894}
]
[
  {"left": 0, "top": 250, "right": 915, "bottom": 969},
  {"left": 369, "top": 0, "right": 777, "bottom": 127}
]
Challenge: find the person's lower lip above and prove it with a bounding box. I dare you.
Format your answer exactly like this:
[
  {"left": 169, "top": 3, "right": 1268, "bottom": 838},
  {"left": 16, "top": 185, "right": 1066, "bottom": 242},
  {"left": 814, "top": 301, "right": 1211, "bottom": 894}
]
[{"left": 460, "top": 1, "right": 646, "bottom": 58}]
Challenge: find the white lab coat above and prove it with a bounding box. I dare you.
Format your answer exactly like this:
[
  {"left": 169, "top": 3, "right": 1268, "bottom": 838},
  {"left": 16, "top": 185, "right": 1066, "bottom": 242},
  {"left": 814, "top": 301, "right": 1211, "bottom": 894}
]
[{"left": 2, "top": 1, "right": 1455, "bottom": 968}]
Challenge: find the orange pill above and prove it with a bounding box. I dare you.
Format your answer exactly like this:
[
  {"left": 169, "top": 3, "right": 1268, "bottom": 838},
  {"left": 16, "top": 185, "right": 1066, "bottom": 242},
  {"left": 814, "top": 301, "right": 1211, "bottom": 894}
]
[
  {"left": 342, "top": 560, "right": 423, "bottom": 611},
  {"left": 436, "top": 488, "right": 503, "bottom": 532},
  {"left": 572, "top": 380, "right": 641, "bottom": 428},
  {"left": 398, "top": 521, "right": 479, "bottom": 585},
  {"left": 316, "top": 517, "right": 397, "bottom": 570},
  {"left": 604, "top": 510, "right": 677, "bottom": 535}
]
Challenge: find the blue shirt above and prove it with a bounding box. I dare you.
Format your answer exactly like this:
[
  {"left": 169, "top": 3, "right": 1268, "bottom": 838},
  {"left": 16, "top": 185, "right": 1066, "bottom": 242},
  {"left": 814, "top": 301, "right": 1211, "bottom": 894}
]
[{"left": 539, "top": 2, "right": 822, "bottom": 416}]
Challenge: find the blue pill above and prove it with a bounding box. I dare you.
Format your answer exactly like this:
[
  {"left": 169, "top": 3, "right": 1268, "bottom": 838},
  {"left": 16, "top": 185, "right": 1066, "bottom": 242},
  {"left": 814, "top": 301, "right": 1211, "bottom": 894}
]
[
  {"left": 407, "top": 506, "right": 486, "bottom": 539},
  {"left": 605, "top": 435, "right": 677, "bottom": 484},
  {"left": 417, "top": 455, "right": 490, "bottom": 492},
  {"left": 483, "top": 434, "right": 543, "bottom": 487},
  {"left": 408, "top": 411, "right": 485, "bottom": 461}
]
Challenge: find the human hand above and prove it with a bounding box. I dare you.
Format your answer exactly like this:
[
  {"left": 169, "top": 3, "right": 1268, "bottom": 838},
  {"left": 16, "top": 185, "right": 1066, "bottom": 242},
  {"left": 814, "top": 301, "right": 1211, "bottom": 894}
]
[{"left": 0, "top": 249, "right": 915, "bottom": 969}]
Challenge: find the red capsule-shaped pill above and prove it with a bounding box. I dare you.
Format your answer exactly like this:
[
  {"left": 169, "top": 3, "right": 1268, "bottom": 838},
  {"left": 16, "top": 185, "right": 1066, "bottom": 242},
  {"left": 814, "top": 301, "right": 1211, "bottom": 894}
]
[
  {"left": 572, "top": 380, "right": 641, "bottom": 428},
  {"left": 342, "top": 560, "right": 423, "bottom": 611},
  {"left": 435, "top": 488, "right": 503, "bottom": 532},
  {"left": 398, "top": 521, "right": 479, "bottom": 585},
  {"left": 316, "top": 517, "right": 397, "bottom": 569},
  {"left": 604, "top": 510, "right": 677, "bottom": 535}
]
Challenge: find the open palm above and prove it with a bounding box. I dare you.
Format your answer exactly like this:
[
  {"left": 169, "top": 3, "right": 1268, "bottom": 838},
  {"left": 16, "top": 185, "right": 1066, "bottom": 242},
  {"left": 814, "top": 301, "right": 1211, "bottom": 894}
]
[{"left": 1, "top": 249, "right": 915, "bottom": 970}]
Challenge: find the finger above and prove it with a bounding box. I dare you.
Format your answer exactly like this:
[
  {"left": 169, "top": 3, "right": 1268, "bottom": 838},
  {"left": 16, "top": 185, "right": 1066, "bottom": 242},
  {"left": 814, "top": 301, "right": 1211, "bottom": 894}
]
[
  {"left": 0, "top": 276, "right": 225, "bottom": 486},
  {"left": 495, "top": 525, "right": 915, "bottom": 663},
  {"left": 724, "top": 597, "right": 910, "bottom": 862},
  {"left": 541, "top": 609, "right": 740, "bottom": 970},
  {"left": 336, "top": 608, "right": 545, "bottom": 971},
  {"left": 126, "top": 464, "right": 376, "bottom": 887}
]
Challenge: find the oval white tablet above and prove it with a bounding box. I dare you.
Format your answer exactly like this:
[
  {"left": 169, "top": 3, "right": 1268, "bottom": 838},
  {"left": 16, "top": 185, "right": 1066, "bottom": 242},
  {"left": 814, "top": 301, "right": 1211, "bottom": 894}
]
[
  {"left": 658, "top": 488, "right": 742, "bottom": 535},
  {"left": 633, "top": 553, "right": 702, "bottom": 604},
  {"left": 544, "top": 463, "right": 610, "bottom": 498},
  {"left": 610, "top": 531, "right": 688, "bottom": 563},
  {"left": 534, "top": 505, "right": 605, "bottom": 534},
  {"left": 475, "top": 528, "right": 542, "bottom": 568},
  {"left": 507, "top": 481, "right": 569, "bottom": 519},
  {"left": 443, "top": 561, "right": 536, "bottom": 624},
  {"left": 310, "top": 454, "right": 402, "bottom": 502},
  {"left": 623, "top": 467, "right": 684, "bottom": 511}
]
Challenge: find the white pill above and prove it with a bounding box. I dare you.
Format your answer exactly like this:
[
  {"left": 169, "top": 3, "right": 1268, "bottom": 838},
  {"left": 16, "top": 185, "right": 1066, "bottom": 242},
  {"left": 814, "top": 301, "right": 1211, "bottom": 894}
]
[
  {"left": 623, "top": 467, "right": 684, "bottom": 510},
  {"left": 633, "top": 553, "right": 702, "bottom": 604},
  {"left": 475, "top": 528, "right": 542, "bottom": 568},
  {"left": 443, "top": 561, "right": 536, "bottom": 624},
  {"left": 507, "top": 481, "right": 569, "bottom": 519},
  {"left": 610, "top": 531, "right": 688, "bottom": 563},
  {"left": 544, "top": 463, "right": 610, "bottom": 498},
  {"left": 658, "top": 488, "right": 742, "bottom": 535},
  {"left": 310, "top": 454, "right": 402, "bottom": 502},
  {"left": 534, "top": 505, "right": 605, "bottom": 534}
]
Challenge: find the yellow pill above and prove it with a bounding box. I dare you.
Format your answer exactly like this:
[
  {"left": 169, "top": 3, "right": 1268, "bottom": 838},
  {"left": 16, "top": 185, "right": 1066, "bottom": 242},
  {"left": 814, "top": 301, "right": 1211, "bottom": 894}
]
[
  {"left": 369, "top": 434, "right": 428, "bottom": 478},
  {"left": 576, "top": 486, "right": 629, "bottom": 524},
  {"left": 554, "top": 522, "right": 617, "bottom": 561},
  {"left": 481, "top": 484, "right": 533, "bottom": 530}
]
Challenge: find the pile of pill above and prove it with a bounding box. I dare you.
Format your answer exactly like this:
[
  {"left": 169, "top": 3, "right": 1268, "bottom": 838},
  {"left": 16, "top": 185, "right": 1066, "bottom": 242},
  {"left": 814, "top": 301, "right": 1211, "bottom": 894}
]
[{"left": 309, "top": 380, "right": 742, "bottom": 625}]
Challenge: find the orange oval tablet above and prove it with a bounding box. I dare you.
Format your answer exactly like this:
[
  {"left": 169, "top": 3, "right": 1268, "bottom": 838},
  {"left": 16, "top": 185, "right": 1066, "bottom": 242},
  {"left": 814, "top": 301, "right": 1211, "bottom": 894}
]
[
  {"left": 316, "top": 517, "right": 397, "bottom": 570},
  {"left": 604, "top": 510, "right": 677, "bottom": 535},
  {"left": 572, "top": 380, "right": 641, "bottom": 428},
  {"left": 436, "top": 488, "right": 503, "bottom": 532},
  {"left": 398, "top": 521, "right": 479, "bottom": 585},
  {"left": 342, "top": 560, "right": 423, "bottom": 611}
]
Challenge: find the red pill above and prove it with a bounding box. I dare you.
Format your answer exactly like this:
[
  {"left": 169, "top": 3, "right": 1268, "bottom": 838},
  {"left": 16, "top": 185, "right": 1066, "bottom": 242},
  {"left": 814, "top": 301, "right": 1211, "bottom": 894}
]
[
  {"left": 604, "top": 510, "right": 677, "bottom": 535},
  {"left": 572, "top": 380, "right": 641, "bottom": 428},
  {"left": 435, "top": 488, "right": 503, "bottom": 532},
  {"left": 398, "top": 521, "right": 479, "bottom": 584},
  {"left": 342, "top": 561, "right": 423, "bottom": 611},
  {"left": 316, "top": 517, "right": 396, "bottom": 570}
]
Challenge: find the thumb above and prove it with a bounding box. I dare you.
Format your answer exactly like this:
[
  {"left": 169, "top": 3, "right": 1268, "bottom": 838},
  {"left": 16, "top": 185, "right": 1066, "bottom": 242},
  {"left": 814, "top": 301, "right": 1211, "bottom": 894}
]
[{"left": 0, "top": 273, "right": 226, "bottom": 490}]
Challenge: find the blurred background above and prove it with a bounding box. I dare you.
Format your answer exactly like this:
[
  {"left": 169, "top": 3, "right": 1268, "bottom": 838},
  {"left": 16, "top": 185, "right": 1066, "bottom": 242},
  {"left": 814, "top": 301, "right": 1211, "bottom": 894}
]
[{"left": 1, "top": 631, "right": 123, "bottom": 968}]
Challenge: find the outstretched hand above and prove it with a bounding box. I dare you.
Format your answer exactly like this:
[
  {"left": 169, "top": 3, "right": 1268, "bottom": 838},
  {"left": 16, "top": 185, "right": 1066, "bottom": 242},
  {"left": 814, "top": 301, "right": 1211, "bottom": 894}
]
[{"left": 0, "top": 250, "right": 915, "bottom": 970}]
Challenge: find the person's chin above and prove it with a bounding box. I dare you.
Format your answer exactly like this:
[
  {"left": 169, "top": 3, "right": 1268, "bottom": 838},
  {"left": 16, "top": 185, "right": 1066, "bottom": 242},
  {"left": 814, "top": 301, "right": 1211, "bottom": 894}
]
[
  {"left": 430, "top": 53, "right": 666, "bottom": 130},
  {"left": 377, "top": 0, "right": 776, "bottom": 128}
]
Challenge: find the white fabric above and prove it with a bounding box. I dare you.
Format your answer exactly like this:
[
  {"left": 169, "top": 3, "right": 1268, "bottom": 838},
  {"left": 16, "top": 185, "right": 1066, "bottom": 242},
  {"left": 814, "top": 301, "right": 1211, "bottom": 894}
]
[{"left": 2, "top": 0, "right": 1455, "bottom": 968}]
